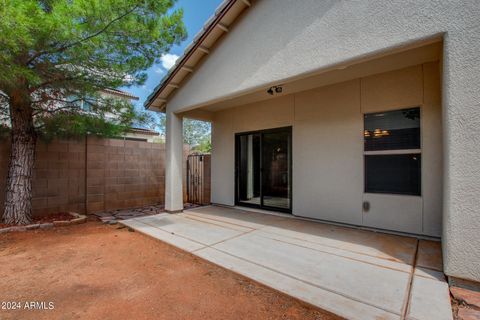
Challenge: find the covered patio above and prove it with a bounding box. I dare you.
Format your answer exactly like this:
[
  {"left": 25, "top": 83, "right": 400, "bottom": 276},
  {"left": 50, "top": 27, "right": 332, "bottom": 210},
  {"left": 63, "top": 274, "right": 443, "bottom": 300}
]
[{"left": 121, "top": 205, "right": 452, "bottom": 320}]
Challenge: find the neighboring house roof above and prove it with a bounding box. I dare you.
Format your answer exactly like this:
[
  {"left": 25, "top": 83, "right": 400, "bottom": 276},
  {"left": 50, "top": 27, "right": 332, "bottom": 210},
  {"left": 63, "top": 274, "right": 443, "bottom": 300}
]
[
  {"left": 128, "top": 127, "right": 160, "bottom": 136},
  {"left": 102, "top": 88, "right": 139, "bottom": 101},
  {"left": 144, "top": 0, "right": 252, "bottom": 112}
]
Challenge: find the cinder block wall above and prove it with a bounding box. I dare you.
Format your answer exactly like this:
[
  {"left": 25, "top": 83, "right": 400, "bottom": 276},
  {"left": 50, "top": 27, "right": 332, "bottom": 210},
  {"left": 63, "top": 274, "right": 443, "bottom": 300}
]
[
  {"left": 33, "top": 139, "right": 87, "bottom": 216},
  {"left": 0, "top": 137, "right": 190, "bottom": 217}
]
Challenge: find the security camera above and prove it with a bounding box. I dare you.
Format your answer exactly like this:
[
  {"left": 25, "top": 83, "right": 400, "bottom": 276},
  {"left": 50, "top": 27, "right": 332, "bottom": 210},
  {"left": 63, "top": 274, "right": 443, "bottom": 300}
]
[{"left": 267, "top": 85, "right": 283, "bottom": 95}]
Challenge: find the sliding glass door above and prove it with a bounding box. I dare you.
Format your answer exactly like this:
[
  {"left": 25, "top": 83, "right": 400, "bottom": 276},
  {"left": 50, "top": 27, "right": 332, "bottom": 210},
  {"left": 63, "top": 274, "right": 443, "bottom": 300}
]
[{"left": 235, "top": 127, "right": 292, "bottom": 213}]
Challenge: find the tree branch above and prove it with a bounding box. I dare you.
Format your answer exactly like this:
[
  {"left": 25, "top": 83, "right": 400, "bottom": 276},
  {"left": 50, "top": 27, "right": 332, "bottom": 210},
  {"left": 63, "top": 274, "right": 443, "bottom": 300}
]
[
  {"left": 33, "top": 105, "right": 81, "bottom": 116},
  {"left": 31, "top": 97, "right": 83, "bottom": 105},
  {"left": 26, "top": 5, "right": 140, "bottom": 66},
  {"left": 31, "top": 74, "right": 85, "bottom": 91},
  {"left": 0, "top": 91, "right": 9, "bottom": 100}
]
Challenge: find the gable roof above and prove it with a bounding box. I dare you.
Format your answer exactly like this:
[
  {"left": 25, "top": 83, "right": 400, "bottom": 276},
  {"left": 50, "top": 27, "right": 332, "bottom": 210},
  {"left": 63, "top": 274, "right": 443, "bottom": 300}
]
[
  {"left": 144, "top": 0, "right": 252, "bottom": 112},
  {"left": 102, "top": 88, "right": 139, "bottom": 101},
  {"left": 129, "top": 127, "right": 159, "bottom": 136}
]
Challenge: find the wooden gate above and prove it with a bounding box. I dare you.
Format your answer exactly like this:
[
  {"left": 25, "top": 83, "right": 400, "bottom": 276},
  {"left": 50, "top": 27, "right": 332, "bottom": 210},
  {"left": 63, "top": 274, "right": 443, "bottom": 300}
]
[{"left": 186, "top": 154, "right": 211, "bottom": 205}]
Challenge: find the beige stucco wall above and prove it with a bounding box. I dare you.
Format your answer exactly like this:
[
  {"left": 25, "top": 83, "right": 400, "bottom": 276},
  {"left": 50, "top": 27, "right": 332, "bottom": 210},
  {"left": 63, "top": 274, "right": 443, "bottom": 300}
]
[
  {"left": 164, "top": 0, "right": 480, "bottom": 282},
  {"left": 294, "top": 79, "right": 363, "bottom": 226},
  {"left": 123, "top": 132, "right": 160, "bottom": 143},
  {"left": 211, "top": 63, "right": 442, "bottom": 237}
]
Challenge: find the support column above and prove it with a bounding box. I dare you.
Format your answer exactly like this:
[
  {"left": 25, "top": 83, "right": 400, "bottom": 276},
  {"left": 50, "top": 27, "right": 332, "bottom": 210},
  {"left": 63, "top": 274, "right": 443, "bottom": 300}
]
[
  {"left": 442, "top": 33, "right": 480, "bottom": 282},
  {"left": 165, "top": 109, "right": 184, "bottom": 213}
]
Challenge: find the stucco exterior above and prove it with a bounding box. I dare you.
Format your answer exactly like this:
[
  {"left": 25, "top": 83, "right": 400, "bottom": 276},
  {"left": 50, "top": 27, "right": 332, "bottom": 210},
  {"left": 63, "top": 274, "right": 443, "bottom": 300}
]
[
  {"left": 163, "top": 1, "right": 480, "bottom": 282},
  {"left": 211, "top": 63, "right": 442, "bottom": 236}
]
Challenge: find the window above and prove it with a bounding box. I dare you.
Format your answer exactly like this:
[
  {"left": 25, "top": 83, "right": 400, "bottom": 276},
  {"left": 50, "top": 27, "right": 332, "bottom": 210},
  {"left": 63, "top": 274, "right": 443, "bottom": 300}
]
[
  {"left": 365, "top": 154, "right": 421, "bottom": 196},
  {"left": 364, "top": 108, "right": 420, "bottom": 151},
  {"left": 364, "top": 107, "right": 421, "bottom": 196}
]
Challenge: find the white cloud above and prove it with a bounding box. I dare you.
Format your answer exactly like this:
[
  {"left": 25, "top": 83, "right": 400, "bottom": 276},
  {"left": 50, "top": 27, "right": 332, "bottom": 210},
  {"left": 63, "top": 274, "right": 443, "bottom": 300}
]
[
  {"left": 160, "top": 53, "right": 179, "bottom": 70},
  {"left": 154, "top": 67, "right": 165, "bottom": 75}
]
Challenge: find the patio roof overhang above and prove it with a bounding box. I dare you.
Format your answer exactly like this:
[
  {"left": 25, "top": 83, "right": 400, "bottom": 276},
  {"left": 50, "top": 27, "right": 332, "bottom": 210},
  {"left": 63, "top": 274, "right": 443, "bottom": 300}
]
[
  {"left": 177, "top": 38, "right": 443, "bottom": 116},
  {"left": 144, "top": 0, "right": 252, "bottom": 112}
]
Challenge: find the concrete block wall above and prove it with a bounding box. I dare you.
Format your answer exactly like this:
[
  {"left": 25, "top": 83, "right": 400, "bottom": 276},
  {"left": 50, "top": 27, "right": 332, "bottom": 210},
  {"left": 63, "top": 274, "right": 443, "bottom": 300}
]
[
  {"left": 33, "top": 139, "right": 87, "bottom": 216},
  {"left": 0, "top": 137, "right": 191, "bottom": 217},
  {"left": 86, "top": 137, "right": 166, "bottom": 212}
]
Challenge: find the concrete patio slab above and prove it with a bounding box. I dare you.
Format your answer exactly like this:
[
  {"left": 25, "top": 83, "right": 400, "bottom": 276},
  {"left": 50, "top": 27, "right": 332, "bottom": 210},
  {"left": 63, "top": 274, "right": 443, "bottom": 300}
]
[
  {"left": 254, "top": 229, "right": 412, "bottom": 273},
  {"left": 121, "top": 218, "right": 205, "bottom": 252},
  {"left": 135, "top": 213, "right": 246, "bottom": 246},
  {"left": 183, "top": 213, "right": 252, "bottom": 232},
  {"left": 259, "top": 219, "right": 417, "bottom": 264},
  {"left": 185, "top": 205, "right": 290, "bottom": 229},
  {"left": 416, "top": 240, "right": 443, "bottom": 272},
  {"left": 120, "top": 206, "right": 452, "bottom": 320},
  {"left": 196, "top": 247, "right": 398, "bottom": 320},
  {"left": 211, "top": 231, "right": 409, "bottom": 314},
  {"left": 407, "top": 270, "right": 452, "bottom": 320},
  {"left": 263, "top": 219, "right": 416, "bottom": 263}
]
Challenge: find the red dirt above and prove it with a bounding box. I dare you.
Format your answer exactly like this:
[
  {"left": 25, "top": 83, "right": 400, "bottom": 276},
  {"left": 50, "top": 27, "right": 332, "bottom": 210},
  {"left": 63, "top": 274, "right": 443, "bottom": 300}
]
[
  {"left": 0, "top": 222, "right": 341, "bottom": 320},
  {"left": 0, "top": 212, "right": 74, "bottom": 228}
]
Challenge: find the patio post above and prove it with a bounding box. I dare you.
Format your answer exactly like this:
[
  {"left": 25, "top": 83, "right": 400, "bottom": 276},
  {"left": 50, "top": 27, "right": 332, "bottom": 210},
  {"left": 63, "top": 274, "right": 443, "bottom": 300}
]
[{"left": 165, "top": 109, "right": 184, "bottom": 213}]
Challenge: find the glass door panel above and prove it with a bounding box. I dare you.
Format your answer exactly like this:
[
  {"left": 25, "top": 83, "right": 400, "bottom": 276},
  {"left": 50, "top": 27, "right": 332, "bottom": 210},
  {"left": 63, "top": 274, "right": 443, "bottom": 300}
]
[
  {"left": 236, "top": 133, "right": 261, "bottom": 206},
  {"left": 262, "top": 130, "right": 291, "bottom": 210}
]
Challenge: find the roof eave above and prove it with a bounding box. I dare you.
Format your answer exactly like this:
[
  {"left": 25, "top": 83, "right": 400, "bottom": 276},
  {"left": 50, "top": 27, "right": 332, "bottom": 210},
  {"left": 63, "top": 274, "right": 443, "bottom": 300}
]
[{"left": 144, "top": 0, "right": 251, "bottom": 112}]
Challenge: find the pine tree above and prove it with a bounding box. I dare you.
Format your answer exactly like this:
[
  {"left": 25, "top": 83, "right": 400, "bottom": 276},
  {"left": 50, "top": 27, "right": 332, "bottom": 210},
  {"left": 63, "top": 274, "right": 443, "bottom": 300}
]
[{"left": 0, "top": 0, "right": 186, "bottom": 224}]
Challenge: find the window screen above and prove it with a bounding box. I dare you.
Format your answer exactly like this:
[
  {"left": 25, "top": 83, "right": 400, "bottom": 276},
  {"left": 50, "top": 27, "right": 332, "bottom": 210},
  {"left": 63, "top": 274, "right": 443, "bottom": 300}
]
[
  {"left": 365, "top": 154, "right": 421, "bottom": 196},
  {"left": 364, "top": 107, "right": 420, "bottom": 151}
]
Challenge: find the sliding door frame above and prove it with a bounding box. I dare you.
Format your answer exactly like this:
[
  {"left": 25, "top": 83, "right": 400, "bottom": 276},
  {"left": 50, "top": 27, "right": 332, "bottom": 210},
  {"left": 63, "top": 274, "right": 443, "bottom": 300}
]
[{"left": 234, "top": 126, "right": 292, "bottom": 213}]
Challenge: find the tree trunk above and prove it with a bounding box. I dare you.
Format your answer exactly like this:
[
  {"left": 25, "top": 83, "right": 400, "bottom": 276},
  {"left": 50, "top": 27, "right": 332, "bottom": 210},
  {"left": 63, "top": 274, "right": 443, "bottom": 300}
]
[{"left": 3, "top": 99, "right": 36, "bottom": 225}]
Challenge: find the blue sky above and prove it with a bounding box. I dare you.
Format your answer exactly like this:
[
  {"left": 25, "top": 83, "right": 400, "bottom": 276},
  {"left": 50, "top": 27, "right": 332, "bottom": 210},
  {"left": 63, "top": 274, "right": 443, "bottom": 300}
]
[{"left": 126, "top": 0, "right": 223, "bottom": 111}]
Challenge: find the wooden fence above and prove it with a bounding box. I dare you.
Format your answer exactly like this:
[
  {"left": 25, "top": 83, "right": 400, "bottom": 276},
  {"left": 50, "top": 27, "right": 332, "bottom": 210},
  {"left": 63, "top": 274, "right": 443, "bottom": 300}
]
[{"left": 186, "top": 154, "right": 211, "bottom": 205}]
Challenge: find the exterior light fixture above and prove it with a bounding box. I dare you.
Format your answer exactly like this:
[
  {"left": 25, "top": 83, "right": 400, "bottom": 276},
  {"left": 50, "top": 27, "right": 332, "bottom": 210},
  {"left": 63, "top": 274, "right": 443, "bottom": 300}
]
[{"left": 267, "top": 85, "right": 283, "bottom": 95}]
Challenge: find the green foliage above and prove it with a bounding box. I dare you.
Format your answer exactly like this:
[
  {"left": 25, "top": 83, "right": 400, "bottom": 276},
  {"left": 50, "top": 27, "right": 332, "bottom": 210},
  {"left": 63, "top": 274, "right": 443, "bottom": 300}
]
[
  {"left": 0, "top": 0, "right": 186, "bottom": 136},
  {"left": 194, "top": 135, "right": 211, "bottom": 153},
  {"left": 183, "top": 118, "right": 211, "bottom": 147},
  {"left": 39, "top": 112, "right": 129, "bottom": 141},
  {"left": 159, "top": 115, "right": 211, "bottom": 148},
  {"left": 35, "top": 96, "right": 155, "bottom": 141}
]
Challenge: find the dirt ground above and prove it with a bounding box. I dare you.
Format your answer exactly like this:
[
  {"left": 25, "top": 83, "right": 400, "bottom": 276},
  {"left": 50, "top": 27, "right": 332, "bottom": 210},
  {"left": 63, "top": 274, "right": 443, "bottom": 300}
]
[
  {"left": 0, "top": 212, "right": 73, "bottom": 228},
  {"left": 0, "top": 221, "right": 341, "bottom": 320}
]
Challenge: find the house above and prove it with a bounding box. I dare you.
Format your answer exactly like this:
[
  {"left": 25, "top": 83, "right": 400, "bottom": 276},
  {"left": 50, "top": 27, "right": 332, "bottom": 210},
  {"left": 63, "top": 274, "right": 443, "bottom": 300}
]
[
  {"left": 144, "top": 0, "right": 480, "bottom": 284},
  {"left": 2, "top": 87, "right": 160, "bottom": 142},
  {"left": 98, "top": 89, "right": 161, "bottom": 142},
  {"left": 65, "top": 88, "right": 162, "bottom": 142},
  {"left": 124, "top": 127, "right": 161, "bottom": 143}
]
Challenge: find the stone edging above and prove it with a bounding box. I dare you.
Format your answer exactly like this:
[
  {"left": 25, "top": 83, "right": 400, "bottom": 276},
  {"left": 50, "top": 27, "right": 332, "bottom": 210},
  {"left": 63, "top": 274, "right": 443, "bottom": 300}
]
[{"left": 0, "top": 212, "right": 87, "bottom": 234}]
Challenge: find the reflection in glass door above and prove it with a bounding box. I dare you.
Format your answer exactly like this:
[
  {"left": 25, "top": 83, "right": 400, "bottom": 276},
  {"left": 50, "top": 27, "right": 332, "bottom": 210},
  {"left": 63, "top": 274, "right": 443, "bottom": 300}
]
[
  {"left": 235, "top": 127, "right": 292, "bottom": 213},
  {"left": 236, "top": 133, "right": 261, "bottom": 206},
  {"left": 262, "top": 130, "right": 291, "bottom": 210}
]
